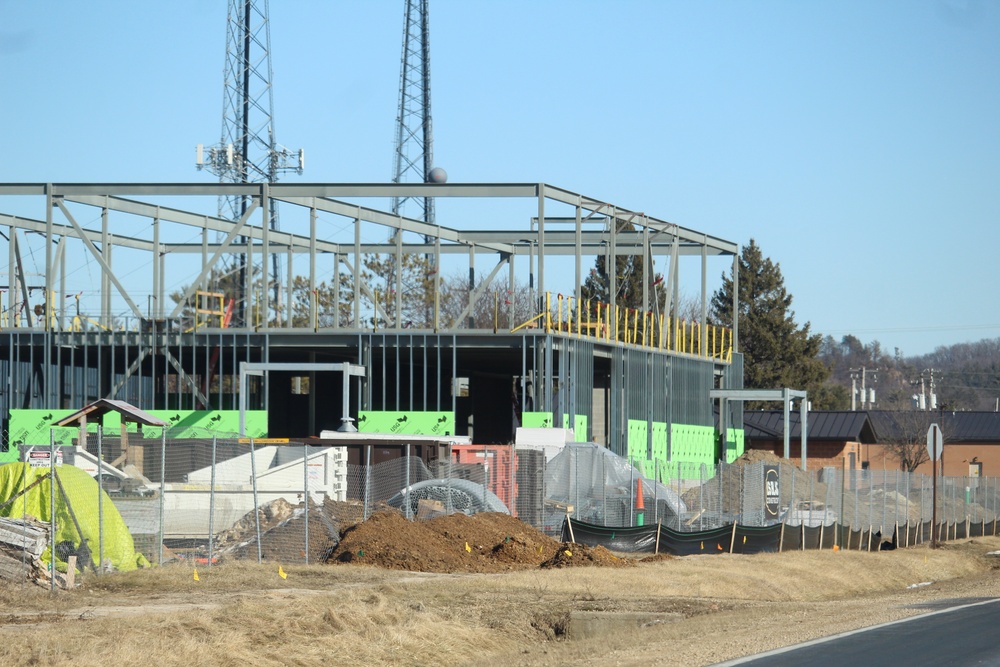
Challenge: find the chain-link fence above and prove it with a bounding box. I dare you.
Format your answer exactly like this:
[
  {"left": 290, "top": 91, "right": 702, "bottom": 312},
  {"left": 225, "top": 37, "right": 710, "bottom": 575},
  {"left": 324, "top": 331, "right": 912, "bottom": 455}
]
[{"left": 2, "top": 433, "right": 997, "bottom": 589}]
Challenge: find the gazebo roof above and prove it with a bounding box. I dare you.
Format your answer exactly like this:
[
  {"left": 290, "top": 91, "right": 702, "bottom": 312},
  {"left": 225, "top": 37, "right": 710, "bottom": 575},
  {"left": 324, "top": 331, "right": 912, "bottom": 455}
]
[{"left": 53, "top": 399, "right": 168, "bottom": 428}]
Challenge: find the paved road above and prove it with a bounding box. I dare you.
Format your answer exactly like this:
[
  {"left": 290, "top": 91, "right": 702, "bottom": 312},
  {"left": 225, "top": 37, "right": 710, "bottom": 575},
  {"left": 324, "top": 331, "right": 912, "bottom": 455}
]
[{"left": 716, "top": 597, "right": 1000, "bottom": 667}]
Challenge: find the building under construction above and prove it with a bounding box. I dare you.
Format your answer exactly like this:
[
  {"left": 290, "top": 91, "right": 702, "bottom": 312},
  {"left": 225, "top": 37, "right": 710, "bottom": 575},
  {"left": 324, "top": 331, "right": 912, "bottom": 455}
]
[{"left": 0, "top": 182, "right": 744, "bottom": 477}]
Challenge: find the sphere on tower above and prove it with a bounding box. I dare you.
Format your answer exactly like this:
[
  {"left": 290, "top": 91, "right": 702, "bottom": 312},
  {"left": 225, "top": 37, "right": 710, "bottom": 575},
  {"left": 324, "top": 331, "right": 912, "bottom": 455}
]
[{"left": 427, "top": 167, "right": 448, "bottom": 184}]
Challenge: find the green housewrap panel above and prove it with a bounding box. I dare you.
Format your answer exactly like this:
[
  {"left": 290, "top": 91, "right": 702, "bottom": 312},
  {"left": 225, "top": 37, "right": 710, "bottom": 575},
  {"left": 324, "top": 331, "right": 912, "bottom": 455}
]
[
  {"left": 358, "top": 411, "right": 455, "bottom": 436},
  {"left": 724, "top": 428, "right": 745, "bottom": 463},
  {"left": 521, "top": 412, "right": 554, "bottom": 429},
  {"left": 132, "top": 410, "right": 267, "bottom": 438},
  {"left": 0, "top": 462, "right": 149, "bottom": 572},
  {"left": 7, "top": 409, "right": 92, "bottom": 451},
  {"left": 559, "top": 414, "right": 590, "bottom": 441},
  {"left": 7, "top": 409, "right": 267, "bottom": 455},
  {"left": 627, "top": 420, "right": 649, "bottom": 474}
]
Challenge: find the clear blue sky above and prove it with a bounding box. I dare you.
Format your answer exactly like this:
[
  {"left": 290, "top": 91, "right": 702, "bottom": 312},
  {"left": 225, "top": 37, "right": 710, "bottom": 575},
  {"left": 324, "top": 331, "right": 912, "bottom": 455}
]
[{"left": 1, "top": 0, "right": 998, "bottom": 356}]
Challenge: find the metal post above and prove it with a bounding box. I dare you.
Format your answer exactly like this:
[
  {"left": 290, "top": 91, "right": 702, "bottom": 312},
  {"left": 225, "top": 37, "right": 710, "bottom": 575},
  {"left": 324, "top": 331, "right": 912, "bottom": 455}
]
[
  {"left": 207, "top": 436, "right": 218, "bottom": 566},
  {"left": 157, "top": 428, "right": 165, "bottom": 567},
  {"left": 654, "top": 458, "right": 659, "bottom": 524},
  {"left": 98, "top": 425, "right": 106, "bottom": 572},
  {"left": 364, "top": 446, "right": 372, "bottom": 521},
  {"left": 904, "top": 470, "right": 911, "bottom": 541},
  {"left": 405, "top": 444, "right": 411, "bottom": 520},
  {"left": 629, "top": 456, "right": 634, "bottom": 527},
  {"left": 893, "top": 470, "right": 899, "bottom": 534},
  {"left": 49, "top": 430, "right": 56, "bottom": 593},
  {"left": 303, "top": 442, "right": 310, "bottom": 565},
  {"left": 601, "top": 449, "right": 607, "bottom": 526},
  {"left": 250, "top": 438, "right": 262, "bottom": 563}
]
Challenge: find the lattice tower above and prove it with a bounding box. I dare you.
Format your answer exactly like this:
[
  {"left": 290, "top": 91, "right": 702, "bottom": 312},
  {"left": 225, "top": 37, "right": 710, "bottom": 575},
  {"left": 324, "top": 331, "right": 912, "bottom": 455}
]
[
  {"left": 392, "top": 0, "right": 435, "bottom": 225},
  {"left": 197, "top": 0, "right": 302, "bottom": 326}
]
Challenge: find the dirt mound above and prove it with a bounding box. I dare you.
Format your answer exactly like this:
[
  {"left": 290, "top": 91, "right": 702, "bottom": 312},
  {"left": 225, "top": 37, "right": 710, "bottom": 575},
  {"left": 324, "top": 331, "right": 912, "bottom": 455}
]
[
  {"left": 733, "top": 449, "right": 785, "bottom": 465},
  {"left": 326, "top": 511, "right": 628, "bottom": 573},
  {"left": 539, "top": 543, "right": 629, "bottom": 569}
]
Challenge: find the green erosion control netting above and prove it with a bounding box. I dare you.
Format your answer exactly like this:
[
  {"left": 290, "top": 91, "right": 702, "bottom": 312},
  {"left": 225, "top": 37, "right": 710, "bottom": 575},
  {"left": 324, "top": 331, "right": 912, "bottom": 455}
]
[
  {"left": 0, "top": 462, "right": 149, "bottom": 572},
  {"left": 562, "top": 517, "right": 1000, "bottom": 556}
]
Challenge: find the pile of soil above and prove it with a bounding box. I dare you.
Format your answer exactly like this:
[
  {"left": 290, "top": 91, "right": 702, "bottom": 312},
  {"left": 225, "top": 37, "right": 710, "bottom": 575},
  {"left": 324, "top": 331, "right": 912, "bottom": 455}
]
[{"left": 327, "top": 511, "right": 629, "bottom": 573}]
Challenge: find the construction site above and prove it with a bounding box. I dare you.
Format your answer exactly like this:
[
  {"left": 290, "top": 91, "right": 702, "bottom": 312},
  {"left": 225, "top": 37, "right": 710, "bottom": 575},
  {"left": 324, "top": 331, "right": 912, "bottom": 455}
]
[{"left": 0, "top": 0, "right": 752, "bottom": 589}]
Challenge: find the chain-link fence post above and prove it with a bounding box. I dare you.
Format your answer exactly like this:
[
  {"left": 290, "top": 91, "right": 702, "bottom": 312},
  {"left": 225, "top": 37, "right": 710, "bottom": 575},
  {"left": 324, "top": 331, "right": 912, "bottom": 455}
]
[
  {"left": 250, "top": 438, "right": 261, "bottom": 563},
  {"left": 575, "top": 446, "right": 581, "bottom": 526},
  {"left": 158, "top": 427, "right": 165, "bottom": 567},
  {"left": 364, "top": 446, "right": 372, "bottom": 521},
  {"left": 98, "top": 425, "right": 106, "bottom": 573},
  {"left": 208, "top": 436, "right": 217, "bottom": 566},
  {"left": 405, "top": 444, "right": 411, "bottom": 520},
  {"left": 482, "top": 442, "right": 488, "bottom": 511},
  {"left": 653, "top": 459, "right": 659, "bottom": 524},
  {"left": 303, "top": 441, "right": 310, "bottom": 565},
  {"left": 49, "top": 430, "right": 56, "bottom": 593},
  {"left": 601, "top": 449, "right": 607, "bottom": 526},
  {"left": 854, "top": 468, "right": 860, "bottom": 531},
  {"left": 628, "top": 456, "right": 634, "bottom": 527}
]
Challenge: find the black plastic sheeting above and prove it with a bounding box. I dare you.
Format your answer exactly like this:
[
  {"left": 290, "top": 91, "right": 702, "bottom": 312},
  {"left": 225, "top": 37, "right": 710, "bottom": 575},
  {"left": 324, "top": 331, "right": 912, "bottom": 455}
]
[
  {"left": 561, "top": 517, "right": 1000, "bottom": 556},
  {"left": 563, "top": 519, "right": 782, "bottom": 556}
]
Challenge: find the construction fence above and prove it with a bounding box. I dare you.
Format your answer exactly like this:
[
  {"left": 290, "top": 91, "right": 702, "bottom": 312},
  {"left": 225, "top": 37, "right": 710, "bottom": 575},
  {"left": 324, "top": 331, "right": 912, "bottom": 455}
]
[{"left": 1, "top": 437, "right": 997, "bottom": 589}]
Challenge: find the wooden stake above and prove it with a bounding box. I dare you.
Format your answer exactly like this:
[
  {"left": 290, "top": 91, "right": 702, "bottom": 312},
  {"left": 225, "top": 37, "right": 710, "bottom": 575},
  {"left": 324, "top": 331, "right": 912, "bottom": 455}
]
[
  {"left": 654, "top": 522, "right": 661, "bottom": 555},
  {"left": 729, "top": 522, "right": 737, "bottom": 554},
  {"left": 565, "top": 514, "right": 575, "bottom": 544},
  {"left": 65, "top": 555, "right": 76, "bottom": 589}
]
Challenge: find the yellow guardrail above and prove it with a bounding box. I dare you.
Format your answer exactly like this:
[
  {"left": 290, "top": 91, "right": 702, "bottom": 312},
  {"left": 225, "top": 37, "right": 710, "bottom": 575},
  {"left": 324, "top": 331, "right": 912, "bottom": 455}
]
[{"left": 512, "top": 291, "right": 733, "bottom": 362}]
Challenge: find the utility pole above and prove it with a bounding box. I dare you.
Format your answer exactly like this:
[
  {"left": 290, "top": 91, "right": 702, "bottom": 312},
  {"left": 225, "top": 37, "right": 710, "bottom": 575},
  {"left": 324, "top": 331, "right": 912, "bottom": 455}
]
[
  {"left": 197, "top": 0, "right": 303, "bottom": 328},
  {"left": 912, "top": 368, "right": 937, "bottom": 411},
  {"left": 850, "top": 367, "right": 878, "bottom": 410}
]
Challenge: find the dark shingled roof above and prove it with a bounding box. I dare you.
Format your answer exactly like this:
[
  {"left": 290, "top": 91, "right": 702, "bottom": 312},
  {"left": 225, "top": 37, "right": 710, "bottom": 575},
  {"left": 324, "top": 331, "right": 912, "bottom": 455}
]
[{"left": 743, "top": 410, "right": 876, "bottom": 443}]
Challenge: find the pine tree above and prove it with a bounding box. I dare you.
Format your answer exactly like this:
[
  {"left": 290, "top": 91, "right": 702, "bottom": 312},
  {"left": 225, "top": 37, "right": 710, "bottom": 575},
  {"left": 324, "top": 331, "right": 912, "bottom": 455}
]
[{"left": 711, "top": 239, "right": 831, "bottom": 403}]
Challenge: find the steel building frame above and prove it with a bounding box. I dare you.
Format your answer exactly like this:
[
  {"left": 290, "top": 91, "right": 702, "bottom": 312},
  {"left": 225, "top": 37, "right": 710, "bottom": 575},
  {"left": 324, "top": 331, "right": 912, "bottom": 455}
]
[{"left": 0, "top": 182, "right": 741, "bottom": 458}]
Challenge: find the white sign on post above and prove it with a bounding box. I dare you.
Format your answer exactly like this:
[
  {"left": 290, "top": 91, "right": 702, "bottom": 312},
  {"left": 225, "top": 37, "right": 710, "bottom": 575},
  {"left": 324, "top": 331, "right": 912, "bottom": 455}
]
[{"left": 926, "top": 423, "right": 943, "bottom": 461}]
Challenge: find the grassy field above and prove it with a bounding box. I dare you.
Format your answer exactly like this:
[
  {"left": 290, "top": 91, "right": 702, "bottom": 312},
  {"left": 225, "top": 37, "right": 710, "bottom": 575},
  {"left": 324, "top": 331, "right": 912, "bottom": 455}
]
[{"left": 2, "top": 536, "right": 999, "bottom": 666}]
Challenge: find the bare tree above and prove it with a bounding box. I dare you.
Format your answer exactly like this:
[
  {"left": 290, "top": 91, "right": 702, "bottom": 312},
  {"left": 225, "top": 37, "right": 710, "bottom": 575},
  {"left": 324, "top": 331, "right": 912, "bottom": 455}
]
[
  {"left": 437, "top": 272, "right": 536, "bottom": 330},
  {"left": 873, "top": 411, "right": 934, "bottom": 473}
]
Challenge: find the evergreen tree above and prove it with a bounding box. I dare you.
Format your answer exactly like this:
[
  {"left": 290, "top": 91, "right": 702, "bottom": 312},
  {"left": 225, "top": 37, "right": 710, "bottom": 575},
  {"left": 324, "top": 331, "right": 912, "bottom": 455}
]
[{"left": 711, "top": 239, "right": 832, "bottom": 405}]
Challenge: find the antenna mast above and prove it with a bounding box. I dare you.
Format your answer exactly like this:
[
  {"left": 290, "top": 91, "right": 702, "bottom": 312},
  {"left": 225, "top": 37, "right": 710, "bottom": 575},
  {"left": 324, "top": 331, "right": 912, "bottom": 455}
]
[{"left": 197, "top": 0, "right": 303, "bottom": 327}]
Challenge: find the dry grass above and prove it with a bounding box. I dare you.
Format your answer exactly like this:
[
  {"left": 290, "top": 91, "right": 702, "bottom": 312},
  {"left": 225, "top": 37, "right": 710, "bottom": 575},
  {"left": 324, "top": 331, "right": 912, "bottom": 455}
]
[{"left": 1, "top": 537, "right": 998, "bottom": 667}]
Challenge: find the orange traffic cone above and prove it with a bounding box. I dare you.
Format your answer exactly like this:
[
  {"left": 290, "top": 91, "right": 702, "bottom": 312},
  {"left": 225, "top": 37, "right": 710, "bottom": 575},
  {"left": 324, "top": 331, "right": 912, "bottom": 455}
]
[{"left": 635, "top": 478, "right": 645, "bottom": 526}]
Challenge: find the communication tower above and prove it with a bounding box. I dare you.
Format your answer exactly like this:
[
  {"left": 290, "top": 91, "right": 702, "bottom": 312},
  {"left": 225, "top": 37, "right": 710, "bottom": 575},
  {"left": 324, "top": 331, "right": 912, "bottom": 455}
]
[
  {"left": 196, "top": 0, "right": 303, "bottom": 326},
  {"left": 392, "top": 0, "right": 438, "bottom": 224}
]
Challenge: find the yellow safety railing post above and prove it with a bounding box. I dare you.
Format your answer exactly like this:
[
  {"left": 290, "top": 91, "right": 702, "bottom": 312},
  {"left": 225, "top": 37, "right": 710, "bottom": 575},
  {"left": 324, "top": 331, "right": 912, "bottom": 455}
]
[
  {"left": 576, "top": 297, "right": 582, "bottom": 338},
  {"left": 545, "top": 292, "right": 552, "bottom": 333}
]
